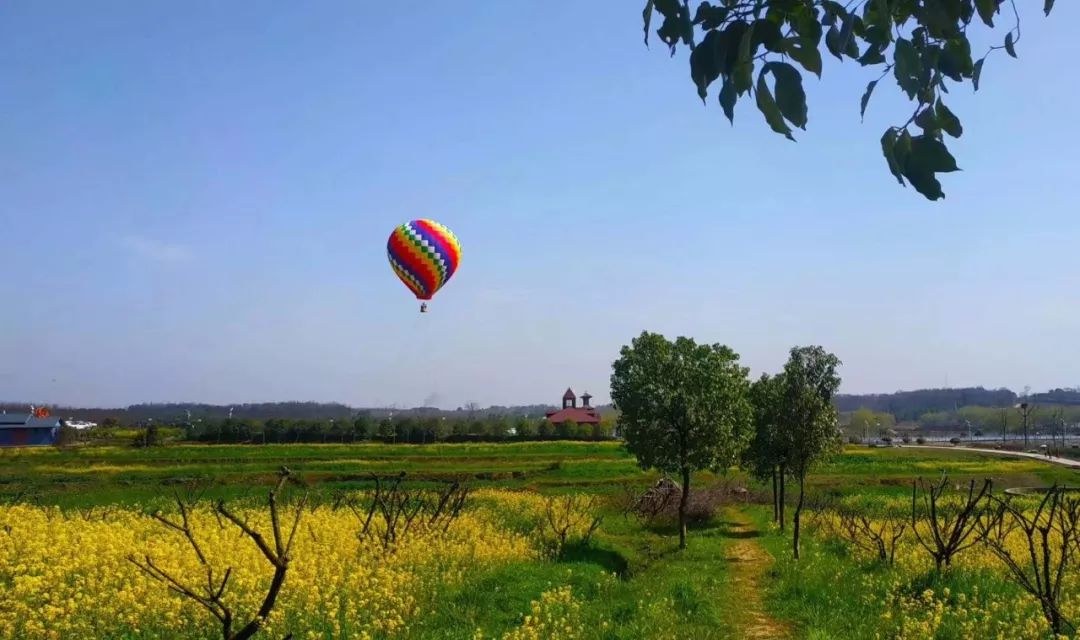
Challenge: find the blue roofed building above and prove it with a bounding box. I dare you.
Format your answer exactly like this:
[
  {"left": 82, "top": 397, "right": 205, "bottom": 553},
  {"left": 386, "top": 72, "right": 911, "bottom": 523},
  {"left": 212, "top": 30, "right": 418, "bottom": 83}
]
[{"left": 0, "top": 412, "right": 62, "bottom": 447}]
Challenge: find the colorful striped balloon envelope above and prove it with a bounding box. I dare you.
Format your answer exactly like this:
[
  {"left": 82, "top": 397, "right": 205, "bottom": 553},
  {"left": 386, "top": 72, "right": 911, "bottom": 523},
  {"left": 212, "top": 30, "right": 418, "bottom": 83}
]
[{"left": 387, "top": 219, "right": 462, "bottom": 312}]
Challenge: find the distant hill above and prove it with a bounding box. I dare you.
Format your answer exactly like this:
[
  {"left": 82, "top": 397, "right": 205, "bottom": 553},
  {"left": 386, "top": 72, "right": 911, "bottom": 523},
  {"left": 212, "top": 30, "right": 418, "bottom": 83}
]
[
  {"left": 1028, "top": 388, "right": 1080, "bottom": 406},
  {"left": 834, "top": 387, "right": 1018, "bottom": 421}
]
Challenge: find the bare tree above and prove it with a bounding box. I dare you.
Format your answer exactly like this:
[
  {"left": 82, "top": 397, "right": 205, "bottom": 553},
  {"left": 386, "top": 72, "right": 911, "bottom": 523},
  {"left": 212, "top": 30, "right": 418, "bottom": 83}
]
[
  {"left": 830, "top": 507, "right": 907, "bottom": 565},
  {"left": 537, "top": 494, "right": 603, "bottom": 553},
  {"left": 346, "top": 474, "right": 470, "bottom": 549},
  {"left": 130, "top": 468, "right": 302, "bottom": 640},
  {"left": 910, "top": 475, "right": 992, "bottom": 571},
  {"left": 980, "top": 487, "right": 1080, "bottom": 635}
]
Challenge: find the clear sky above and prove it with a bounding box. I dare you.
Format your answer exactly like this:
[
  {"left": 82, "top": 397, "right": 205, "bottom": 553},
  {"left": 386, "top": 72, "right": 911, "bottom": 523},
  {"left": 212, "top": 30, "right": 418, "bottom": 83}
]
[{"left": 2, "top": 2, "right": 1077, "bottom": 409}]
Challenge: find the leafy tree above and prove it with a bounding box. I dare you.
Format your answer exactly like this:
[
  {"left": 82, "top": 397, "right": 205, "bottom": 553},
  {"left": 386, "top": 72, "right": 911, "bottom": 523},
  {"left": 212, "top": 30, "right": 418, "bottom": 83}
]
[
  {"left": 537, "top": 419, "right": 555, "bottom": 440},
  {"left": 611, "top": 331, "right": 753, "bottom": 549},
  {"left": 643, "top": 0, "right": 1057, "bottom": 200},
  {"left": 847, "top": 407, "right": 896, "bottom": 440},
  {"left": 516, "top": 417, "right": 539, "bottom": 438},
  {"left": 556, "top": 419, "right": 579, "bottom": 440},
  {"left": 591, "top": 420, "right": 614, "bottom": 440},
  {"left": 352, "top": 414, "right": 375, "bottom": 441},
  {"left": 377, "top": 418, "right": 396, "bottom": 442},
  {"left": 777, "top": 345, "right": 843, "bottom": 559},
  {"left": 489, "top": 416, "right": 512, "bottom": 440},
  {"left": 467, "top": 419, "right": 488, "bottom": 437},
  {"left": 744, "top": 373, "right": 788, "bottom": 527}
]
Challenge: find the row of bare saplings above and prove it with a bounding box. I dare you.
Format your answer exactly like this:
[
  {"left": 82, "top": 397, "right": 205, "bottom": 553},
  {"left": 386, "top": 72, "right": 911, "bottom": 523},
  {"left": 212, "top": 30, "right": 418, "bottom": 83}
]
[
  {"left": 811, "top": 474, "right": 1080, "bottom": 636},
  {"left": 122, "top": 469, "right": 604, "bottom": 640},
  {"left": 128, "top": 469, "right": 469, "bottom": 640}
]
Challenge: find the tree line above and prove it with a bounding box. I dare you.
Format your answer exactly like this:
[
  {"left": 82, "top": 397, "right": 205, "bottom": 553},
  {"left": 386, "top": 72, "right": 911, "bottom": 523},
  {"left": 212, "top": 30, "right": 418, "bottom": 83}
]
[{"left": 178, "top": 414, "right": 616, "bottom": 445}]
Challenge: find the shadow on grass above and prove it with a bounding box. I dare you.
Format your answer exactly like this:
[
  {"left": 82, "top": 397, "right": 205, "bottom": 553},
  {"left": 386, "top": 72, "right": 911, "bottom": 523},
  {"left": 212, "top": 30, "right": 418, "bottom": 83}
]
[
  {"left": 718, "top": 527, "right": 761, "bottom": 539},
  {"left": 558, "top": 541, "right": 630, "bottom": 578}
]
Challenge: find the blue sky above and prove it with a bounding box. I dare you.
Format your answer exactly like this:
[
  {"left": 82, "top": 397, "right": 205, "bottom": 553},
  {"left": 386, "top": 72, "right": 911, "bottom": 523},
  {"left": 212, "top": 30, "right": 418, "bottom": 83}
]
[{"left": 2, "top": 2, "right": 1077, "bottom": 408}]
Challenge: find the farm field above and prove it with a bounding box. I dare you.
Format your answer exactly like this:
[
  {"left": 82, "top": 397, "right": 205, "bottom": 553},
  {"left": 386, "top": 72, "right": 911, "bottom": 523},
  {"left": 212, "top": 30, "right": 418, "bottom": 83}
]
[{"left": 3, "top": 442, "right": 1080, "bottom": 639}]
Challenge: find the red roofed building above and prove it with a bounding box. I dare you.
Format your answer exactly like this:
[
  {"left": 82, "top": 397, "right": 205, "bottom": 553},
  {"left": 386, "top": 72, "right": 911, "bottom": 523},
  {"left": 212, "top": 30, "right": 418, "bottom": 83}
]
[{"left": 545, "top": 388, "right": 600, "bottom": 425}]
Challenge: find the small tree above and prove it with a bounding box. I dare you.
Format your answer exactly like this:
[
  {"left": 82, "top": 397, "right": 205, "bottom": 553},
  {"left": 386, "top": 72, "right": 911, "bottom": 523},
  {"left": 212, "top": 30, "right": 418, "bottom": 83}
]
[
  {"left": 744, "top": 373, "right": 787, "bottom": 527},
  {"left": 130, "top": 468, "right": 302, "bottom": 640},
  {"left": 557, "top": 419, "right": 579, "bottom": 440},
  {"left": 54, "top": 425, "right": 81, "bottom": 449},
  {"left": 778, "top": 346, "right": 842, "bottom": 559},
  {"left": 911, "top": 474, "right": 992, "bottom": 571},
  {"left": 611, "top": 331, "right": 753, "bottom": 549},
  {"left": 537, "top": 419, "right": 554, "bottom": 440},
  {"left": 515, "top": 417, "right": 538, "bottom": 439},
  {"left": 980, "top": 487, "right": 1080, "bottom": 635}
]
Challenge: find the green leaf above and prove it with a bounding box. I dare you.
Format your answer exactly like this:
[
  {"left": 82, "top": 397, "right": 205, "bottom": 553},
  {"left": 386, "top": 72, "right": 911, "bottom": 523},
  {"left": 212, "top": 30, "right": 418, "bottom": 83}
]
[
  {"left": 903, "top": 168, "right": 945, "bottom": 200},
  {"left": 937, "top": 39, "right": 972, "bottom": 82},
  {"left": 825, "top": 26, "right": 844, "bottom": 60},
  {"left": 793, "top": 8, "right": 823, "bottom": 45},
  {"left": 1005, "top": 32, "right": 1017, "bottom": 58},
  {"left": 860, "top": 79, "right": 878, "bottom": 120},
  {"left": 908, "top": 135, "right": 960, "bottom": 173},
  {"left": 821, "top": 0, "right": 847, "bottom": 26},
  {"left": 719, "top": 21, "right": 750, "bottom": 76},
  {"left": 690, "top": 30, "right": 723, "bottom": 102},
  {"left": 643, "top": 0, "right": 656, "bottom": 45},
  {"left": 767, "top": 62, "right": 808, "bottom": 129},
  {"left": 693, "top": 2, "right": 728, "bottom": 29},
  {"left": 733, "top": 23, "right": 756, "bottom": 94},
  {"left": 900, "top": 134, "right": 958, "bottom": 200},
  {"left": 935, "top": 99, "right": 963, "bottom": 138},
  {"left": 1045, "top": 0, "right": 1056, "bottom": 16},
  {"left": 893, "top": 38, "right": 921, "bottom": 99},
  {"left": 923, "top": 1, "right": 962, "bottom": 39},
  {"left": 858, "top": 45, "right": 886, "bottom": 66},
  {"left": 975, "top": 0, "right": 995, "bottom": 26},
  {"left": 844, "top": 30, "right": 861, "bottom": 58},
  {"left": 838, "top": 13, "right": 856, "bottom": 52},
  {"left": 915, "top": 106, "right": 939, "bottom": 133},
  {"left": 880, "top": 129, "right": 905, "bottom": 184},
  {"left": 784, "top": 37, "right": 823, "bottom": 77},
  {"left": 751, "top": 19, "right": 784, "bottom": 53},
  {"left": 755, "top": 70, "right": 795, "bottom": 141},
  {"left": 864, "top": 24, "right": 892, "bottom": 48},
  {"left": 973, "top": 57, "right": 985, "bottom": 91},
  {"left": 719, "top": 78, "right": 737, "bottom": 124}
]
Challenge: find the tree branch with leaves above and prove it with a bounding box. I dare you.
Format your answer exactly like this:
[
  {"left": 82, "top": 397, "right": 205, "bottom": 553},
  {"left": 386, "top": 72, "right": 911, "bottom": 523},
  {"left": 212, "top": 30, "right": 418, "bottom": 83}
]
[{"left": 644, "top": 0, "right": 1057, "bottom": 200}]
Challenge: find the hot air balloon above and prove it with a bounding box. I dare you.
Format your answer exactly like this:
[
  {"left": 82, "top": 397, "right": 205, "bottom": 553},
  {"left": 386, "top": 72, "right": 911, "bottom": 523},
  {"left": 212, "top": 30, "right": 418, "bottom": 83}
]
[{"left": 387, "top": 219, "right": 462, "bottom": 312}]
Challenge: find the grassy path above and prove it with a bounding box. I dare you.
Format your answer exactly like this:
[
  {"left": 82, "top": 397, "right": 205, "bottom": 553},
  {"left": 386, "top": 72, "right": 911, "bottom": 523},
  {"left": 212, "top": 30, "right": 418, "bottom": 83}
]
[{"left": 722, "top": 507, "right": 793, "bottom": 640}]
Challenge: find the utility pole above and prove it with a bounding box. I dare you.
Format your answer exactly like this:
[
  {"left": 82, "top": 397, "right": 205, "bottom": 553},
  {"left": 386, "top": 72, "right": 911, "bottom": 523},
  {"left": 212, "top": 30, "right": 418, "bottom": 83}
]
[
  {"left": 1000, "top": 407, "right": 1007, "bottom": 446},
  {"left": 1018, "top": 402, "right": 1033, "bottom": 450}
]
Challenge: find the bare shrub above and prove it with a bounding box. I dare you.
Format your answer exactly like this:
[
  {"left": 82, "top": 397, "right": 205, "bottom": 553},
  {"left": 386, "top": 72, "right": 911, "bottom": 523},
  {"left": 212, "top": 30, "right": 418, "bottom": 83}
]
[
  {"left": 829, "top": 507, "right": 907, "bottom": 565},
  {"left": 622, "top": 477, "right": 748, "bottom": 525},
  {"left": 911, "top": 474, "right": 992, "bottom": 571},
  {"left": 979, "top": 487, "right": 1080, "bottom": 635},
  {"left": 129, "top": 467, "right": 301, "bottom": 640},
  {"left": 344, "top": 474, "right": 470, "bottom": 549},
  {"left": 537, "top": 494, "right": 603, "bottom": 554}
]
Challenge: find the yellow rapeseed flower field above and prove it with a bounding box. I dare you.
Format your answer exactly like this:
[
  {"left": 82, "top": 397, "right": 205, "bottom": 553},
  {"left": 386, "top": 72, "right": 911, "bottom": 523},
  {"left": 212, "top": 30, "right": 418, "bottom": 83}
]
[{"left": 0, "top": 490, "right": 558, "bottom": 639}]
